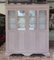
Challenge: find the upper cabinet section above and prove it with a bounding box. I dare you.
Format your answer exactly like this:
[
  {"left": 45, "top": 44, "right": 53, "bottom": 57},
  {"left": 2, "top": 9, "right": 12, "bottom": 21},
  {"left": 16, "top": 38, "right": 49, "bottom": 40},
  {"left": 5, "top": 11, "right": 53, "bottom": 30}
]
[{"left": 7, "top": 0, "right": 47, "bottom": 4}]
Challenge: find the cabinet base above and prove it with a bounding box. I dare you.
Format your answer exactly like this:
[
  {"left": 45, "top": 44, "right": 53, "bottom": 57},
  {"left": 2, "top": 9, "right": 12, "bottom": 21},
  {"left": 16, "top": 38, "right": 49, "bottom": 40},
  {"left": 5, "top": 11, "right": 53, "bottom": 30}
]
[{"left": 5, "top": 52, "right": 50, "bottom": 56}]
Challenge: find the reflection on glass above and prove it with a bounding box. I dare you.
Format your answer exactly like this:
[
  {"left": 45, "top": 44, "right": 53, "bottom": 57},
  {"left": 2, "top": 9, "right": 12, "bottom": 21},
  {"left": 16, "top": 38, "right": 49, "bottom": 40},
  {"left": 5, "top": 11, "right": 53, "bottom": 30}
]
[
  {"left": 39, "top": 10, "right": 46, "bottom": 30},
  {"left": 8, "top": 11, "right": 16, "bottom": 29},
  {"left": 29, "top": 18, "right": 36, "bottom": 30},
  {"left": 18, "top": 10, "right": 25, "bottom": 16},
  {"left": 9, "top": 18, "right": 16, "bottom": 24},
  {"left": 39, "top": 23, "right": 45, "bottom": 30},
  {"left": 29, "top": 10, "right": 35, "bottom": 17},
  {"left": 9, "top": 24, "right": 16, "bottom": 29},
  {"left": 39, "top": 10, "right": 46, "bottom": 23},
  {"left": 18, "top": 18, "right": 25, "bottom": 30},
  {"left": 40, "top": 18, "right": 45, "bottom": 24}
]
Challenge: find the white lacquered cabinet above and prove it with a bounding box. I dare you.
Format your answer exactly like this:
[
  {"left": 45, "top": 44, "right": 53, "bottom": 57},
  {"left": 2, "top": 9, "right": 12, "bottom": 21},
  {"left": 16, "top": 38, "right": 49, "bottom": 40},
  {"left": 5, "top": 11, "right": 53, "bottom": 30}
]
[{"left": 6, "top": 4, "right": 49, "bottom": 56}]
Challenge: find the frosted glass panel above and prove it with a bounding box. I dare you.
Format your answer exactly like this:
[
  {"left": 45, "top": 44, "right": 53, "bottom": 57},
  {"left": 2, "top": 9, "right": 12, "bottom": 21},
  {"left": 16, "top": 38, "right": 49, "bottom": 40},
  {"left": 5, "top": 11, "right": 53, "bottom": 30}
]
[
  {"left": 40, "top": 23, "right": 45, "bottom": 30},
  {"left": 29, "top": 10, "right": 36, "bottom": 30},
  {"left": 39, "top": 10, "right": 46, "bottom": 30},
  {"left": 40, "top": 18, "right": 45, "bottom": 24},
  {"left": 8, "top": 11, "right": 16, "bottom": 29},
  {"left": 29, "top": 10, "right": 35, "bottom": 17},
  {"left": 18, "top": 18, "right": 25, "bottom": 30},
  {"left": 39, "top": 10, "right": 46, "bottom": 24},
  {"left": 9, "top": 18, "right": 16, "bottom": 24},
  {"left": 9, "top": 24, "right": 16, "bottom": 29},
  {"left": 18, "top": 10, "right": 25, "bottom": 16},
  {"left": 29, "top": 18, "right": 36, "bottom": 30}
]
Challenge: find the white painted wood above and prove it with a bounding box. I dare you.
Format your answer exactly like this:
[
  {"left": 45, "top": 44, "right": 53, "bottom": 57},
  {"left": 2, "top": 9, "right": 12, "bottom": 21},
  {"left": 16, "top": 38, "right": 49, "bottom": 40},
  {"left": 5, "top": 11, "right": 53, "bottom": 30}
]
[{"left": 6, "top": 4, "right": 49, "bottom": 56}]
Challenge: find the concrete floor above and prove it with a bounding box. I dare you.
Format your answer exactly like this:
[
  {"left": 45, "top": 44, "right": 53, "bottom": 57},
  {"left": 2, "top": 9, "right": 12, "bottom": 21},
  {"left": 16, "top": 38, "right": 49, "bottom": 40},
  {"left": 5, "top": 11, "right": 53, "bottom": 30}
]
[{"left": 0, "top": 43, "right": 54, "bottom": 60}]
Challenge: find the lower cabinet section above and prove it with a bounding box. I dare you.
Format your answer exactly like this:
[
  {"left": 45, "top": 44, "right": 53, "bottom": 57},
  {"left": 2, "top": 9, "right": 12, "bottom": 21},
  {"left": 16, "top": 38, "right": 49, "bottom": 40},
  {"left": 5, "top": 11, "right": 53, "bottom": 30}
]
[{"left": 6, "top": 30, "right": 49, "bottom": 56}]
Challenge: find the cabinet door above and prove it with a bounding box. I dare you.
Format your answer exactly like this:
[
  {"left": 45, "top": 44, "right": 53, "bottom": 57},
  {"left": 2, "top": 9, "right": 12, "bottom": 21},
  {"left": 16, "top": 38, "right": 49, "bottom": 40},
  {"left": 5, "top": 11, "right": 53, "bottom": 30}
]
[
  {"left": 8, "top": 10, "right": 18, "bottom": 52},
  {"left": 17, "top": 9, "right": 26, "bottom": 51},
  {"left": 38, "top": 10, "right": 48, "bottom": 52}
]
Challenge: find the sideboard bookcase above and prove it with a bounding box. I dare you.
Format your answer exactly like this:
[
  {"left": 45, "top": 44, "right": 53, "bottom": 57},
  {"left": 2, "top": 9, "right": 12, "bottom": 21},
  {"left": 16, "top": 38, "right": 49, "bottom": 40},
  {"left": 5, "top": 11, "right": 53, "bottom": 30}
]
[{"left": 6, "top": 4, "right": 49, "bottom": 56}]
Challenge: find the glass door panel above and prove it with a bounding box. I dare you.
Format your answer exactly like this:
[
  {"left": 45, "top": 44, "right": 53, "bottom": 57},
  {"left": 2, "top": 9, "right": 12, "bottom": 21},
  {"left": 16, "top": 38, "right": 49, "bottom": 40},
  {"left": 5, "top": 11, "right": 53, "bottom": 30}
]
[
  {"left": 29, "top": 10, "right": 37, "bottom": 30},
  {"left": 29, "top": 17, "right": 36, "bottom": 30},
  {"left": 29, "top": 10, "right": 36, "bottom": 17},
  {"left": 39, "top": 10, "right": 47, "bottom": 30},
  {"left": 18, "top": 10, "right": 26, "bottom": 30},
  {"left": 40, "top": 23, "right": 46, "bottom": 30},
  {"left": 8, "top": 11, "right": 17, "bottom": 30},
  {"left": 18, "top": 18, "right": 25, "bottom": 30}
]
